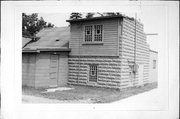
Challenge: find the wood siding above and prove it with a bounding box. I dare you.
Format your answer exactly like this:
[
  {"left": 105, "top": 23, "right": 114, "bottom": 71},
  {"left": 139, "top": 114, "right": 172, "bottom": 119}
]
[
  {"left": 22, "top": 52, "right": 69, "bottom": 88},
  {"left": 22, "top": 54, "right": 36, "bottom": 87},
  {"left": 120, "top": 18, "right": 150, "bottom": 89},
  {"left": 58, "top": 55, "right": 68, "bottom": 86},
  {"left": 149, "top": 51, "right": 158, "bottom": 83},
  {"left": 35, "top": 53, "right": 51, "bottom": 88},
  {"left": 69, "top": 19, "right": 119, "bottom": 56}
]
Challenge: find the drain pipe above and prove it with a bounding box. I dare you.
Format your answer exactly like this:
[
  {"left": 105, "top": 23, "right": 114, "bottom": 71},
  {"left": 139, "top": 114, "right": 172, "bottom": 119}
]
[{"left": 133, "top": 13, "right": 137, "bottom": 86}]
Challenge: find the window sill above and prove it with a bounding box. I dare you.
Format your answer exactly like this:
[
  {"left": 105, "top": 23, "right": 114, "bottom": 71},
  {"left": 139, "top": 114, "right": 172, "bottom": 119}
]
[{"left": 82, "top": 42, "right": 103, "bottom": 45}]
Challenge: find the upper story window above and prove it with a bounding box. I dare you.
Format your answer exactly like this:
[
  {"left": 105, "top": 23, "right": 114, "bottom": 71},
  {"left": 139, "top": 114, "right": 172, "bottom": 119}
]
[
  {"left": 84, "top": 25, "right": 103, "bottom": 43},
  {"left": 94, "top": 25, "right": 103, "bottom": 42},
  {"left": 85, "top": 26, "right": 93, "bottom": 42}
]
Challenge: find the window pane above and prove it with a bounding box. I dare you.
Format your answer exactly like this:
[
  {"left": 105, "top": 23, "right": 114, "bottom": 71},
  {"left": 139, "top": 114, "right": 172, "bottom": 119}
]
[
  {"left": 85, "top": 26, "right": 92, "bottom": 42},
  {"left": 94, "top": 25, "right": 102, "bottom": 42},
  {"left": 89, "top": 65, "right": 98, "bottom": 82}
]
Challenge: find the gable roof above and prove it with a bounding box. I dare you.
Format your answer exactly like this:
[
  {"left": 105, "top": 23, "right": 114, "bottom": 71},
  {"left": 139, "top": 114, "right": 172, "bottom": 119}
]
[
  {"left": 23, "top": 26, "right": 70, "bottom": 52},
  {"left": 22, "top": 37, "right": 32, "bottom": 48}
]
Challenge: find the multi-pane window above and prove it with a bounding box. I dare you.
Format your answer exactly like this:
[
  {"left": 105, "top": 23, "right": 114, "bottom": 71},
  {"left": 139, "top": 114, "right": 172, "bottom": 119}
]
[
  {"left": 84, "top": 25, "right": 103, "bottom": 43},
  {"left": 89, "top": 65, "right": 98, "bottom": 82},
  {"left": 94, "top": 25, "right": 103, "bottom": 41},
  {"left": 153, "top": 60, "right": 156, "bottom": 69},
  {"left": 85, "top": 26, "right": 93, "bottom": 42}
]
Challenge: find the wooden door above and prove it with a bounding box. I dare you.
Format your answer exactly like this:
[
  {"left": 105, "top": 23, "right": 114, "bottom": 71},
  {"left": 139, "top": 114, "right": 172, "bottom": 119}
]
[{"left": 49, "top": 54, "right": 59, "bottom": 87}]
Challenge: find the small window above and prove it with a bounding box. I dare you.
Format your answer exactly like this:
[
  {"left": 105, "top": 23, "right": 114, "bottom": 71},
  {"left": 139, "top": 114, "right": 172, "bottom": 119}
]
[
  {"left": 85, "top": 26, "right": 92, "bottom": 42},
  {"left": 89, "top": 65, "right": 98, "bottom": 82},
  {"left": 153, "top": 60, "right": 156, "bottom": 69},
  {"left": 94, "top": 25, "right": 103, "bottom": 41}
]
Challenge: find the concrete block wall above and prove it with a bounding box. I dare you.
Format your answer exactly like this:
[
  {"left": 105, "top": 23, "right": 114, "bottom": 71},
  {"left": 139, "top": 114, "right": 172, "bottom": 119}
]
[
  {"left": 120, "top": 18, "right": 150, "bottom": 88},
  {"left": 68, "top": 56, "right": 122, "bottom": 89}
]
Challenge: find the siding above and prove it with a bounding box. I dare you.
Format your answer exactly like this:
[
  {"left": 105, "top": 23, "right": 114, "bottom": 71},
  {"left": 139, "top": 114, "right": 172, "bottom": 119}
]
[
  {"left": 69, "top": 19, "right": 119, "bottom": 56},
  {"left": 58, "top": 55, "right": 68, "bottom": 86},
  {"left": 149, "top": 51, "right": 158, "bottom": 83},
  {"left": 22, "top": 54, "right": 36, "bottom": 87},
  {"left": 34, "top": 53, "right": 69, "bottom": 88},
  {"left": 35, "top": 53, "right": 51, "bottom": 88},
  {"left": 120, "top": 18, "right": 150, "bottom": 89}
]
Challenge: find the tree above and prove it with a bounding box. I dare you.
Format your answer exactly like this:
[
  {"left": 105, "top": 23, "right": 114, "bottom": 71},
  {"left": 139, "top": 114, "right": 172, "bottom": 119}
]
[
  {"left": 70, "top": 13, "right": 82, "bottom": 20},
  {"left": 47, "top": 22, "right": 54, "bottom": 28},
  {"left": 86, "top": 13, "right": 95, "bottom": 18},
  {"left": 22, "top": 13, "right": 54, "bottom": 38}
]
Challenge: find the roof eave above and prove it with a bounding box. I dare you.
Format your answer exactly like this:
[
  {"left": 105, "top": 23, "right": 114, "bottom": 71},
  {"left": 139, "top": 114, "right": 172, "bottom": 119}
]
[
  {"left": 22, "top": 48, "right": 71, "bottom": 53},
  {"left": 149, "top": 49, "right": 158, "bottom": 53},
  {"left": 66, "top": 15, "right": 126, "bottom": 23}
]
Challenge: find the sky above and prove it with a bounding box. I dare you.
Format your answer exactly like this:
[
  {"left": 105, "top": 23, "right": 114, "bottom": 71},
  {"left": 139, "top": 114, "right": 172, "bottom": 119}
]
[{"left": 37, "top": 6, "right": 167, "bottom": 52}]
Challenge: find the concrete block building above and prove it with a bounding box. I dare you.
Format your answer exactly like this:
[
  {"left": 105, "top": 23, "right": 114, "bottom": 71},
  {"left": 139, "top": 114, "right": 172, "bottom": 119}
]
[
  {"left": 22, "top": 15, "right": 156, "bottom": 89},
  {"left": 66, "top": 15, "right": 150, "bottom": 89}
]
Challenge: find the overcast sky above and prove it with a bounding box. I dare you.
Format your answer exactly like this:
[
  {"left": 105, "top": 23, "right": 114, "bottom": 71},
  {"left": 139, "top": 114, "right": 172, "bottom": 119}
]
[{"left": 36, "top": 6, "right": 166, "bottom": 52}]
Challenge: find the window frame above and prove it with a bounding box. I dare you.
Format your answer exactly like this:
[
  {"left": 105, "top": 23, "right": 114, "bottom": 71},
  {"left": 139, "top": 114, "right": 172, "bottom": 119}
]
[
  {"left": 83, "top": 24, "right": 104, "bottom": 44},
  {"left": 94, "top": 25, "right": 103, "bottom": 42},
  {"left": 84, "top": 25, "right": 93, "bottom": 42},
  {"left": 88, "top": 64, "right": 98, "bottom": 82}
]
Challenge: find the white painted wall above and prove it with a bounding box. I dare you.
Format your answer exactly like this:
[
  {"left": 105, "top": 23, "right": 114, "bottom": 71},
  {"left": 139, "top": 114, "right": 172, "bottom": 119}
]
[{"left": 149, "top": 51, "right": 158, "bottom": 83}]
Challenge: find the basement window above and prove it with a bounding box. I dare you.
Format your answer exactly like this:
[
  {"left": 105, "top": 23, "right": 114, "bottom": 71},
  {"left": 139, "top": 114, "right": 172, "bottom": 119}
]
[{"left": 89, "top": 65, "right": 98, "bottom": 82}]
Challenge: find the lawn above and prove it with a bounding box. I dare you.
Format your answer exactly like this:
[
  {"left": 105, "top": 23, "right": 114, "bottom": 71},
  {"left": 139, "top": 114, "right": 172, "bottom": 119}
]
[{"left": 22, "top": 82, "right": 157, "bottom": 103}]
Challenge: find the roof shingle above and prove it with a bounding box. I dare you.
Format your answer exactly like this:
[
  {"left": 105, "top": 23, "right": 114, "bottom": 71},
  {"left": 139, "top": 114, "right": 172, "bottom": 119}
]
[{"left": 23, "top": 26, "right": 70, "bottom": 51}]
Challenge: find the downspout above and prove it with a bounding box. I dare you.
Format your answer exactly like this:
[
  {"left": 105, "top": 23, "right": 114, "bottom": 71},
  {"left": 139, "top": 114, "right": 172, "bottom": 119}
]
[
  {"left": 134, "top": 13, "right": 137, "bottom": 64},
  {"left": 134, "top": 13, "right": 137, "bottom": 86}
]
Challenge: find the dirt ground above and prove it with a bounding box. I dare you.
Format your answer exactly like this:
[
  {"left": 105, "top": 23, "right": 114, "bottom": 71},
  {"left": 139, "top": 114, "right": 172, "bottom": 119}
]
[{"left": 22, "top": 83, "right": 157, "bottom": 103}]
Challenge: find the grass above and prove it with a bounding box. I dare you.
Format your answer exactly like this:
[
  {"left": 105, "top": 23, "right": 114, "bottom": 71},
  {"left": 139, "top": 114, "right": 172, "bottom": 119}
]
[{"left": 22, "top": 82, "right": 157, "bottom": 103}]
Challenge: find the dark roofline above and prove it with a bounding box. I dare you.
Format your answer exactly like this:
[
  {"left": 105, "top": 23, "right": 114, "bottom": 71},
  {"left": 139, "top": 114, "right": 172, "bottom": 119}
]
[
  {"left": 66, "top": 15, "right": 134, "bottom": 23},
  {"left": 22, "top": 48, "right": 71, "bottom": 53},
  {"left": 149, "top": 49, "right": 158, "bottom": 53}
]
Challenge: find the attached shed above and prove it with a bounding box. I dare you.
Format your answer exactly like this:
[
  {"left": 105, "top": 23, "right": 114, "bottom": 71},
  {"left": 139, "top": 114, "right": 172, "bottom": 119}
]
[{"left": 22, "top": 27, "right": 71, "bottom": 88}]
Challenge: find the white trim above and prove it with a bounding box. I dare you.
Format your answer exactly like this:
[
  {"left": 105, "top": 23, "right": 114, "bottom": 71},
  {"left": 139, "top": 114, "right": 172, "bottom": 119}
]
[
  {"left": 88, "top": 64, "right": 98, "bottom": 82},
  {"left": 83, "top": 24, "right": 104, "bottom": 43}
]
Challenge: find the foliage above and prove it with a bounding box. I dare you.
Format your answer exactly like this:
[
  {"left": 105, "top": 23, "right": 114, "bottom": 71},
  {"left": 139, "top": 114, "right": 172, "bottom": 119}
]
[
  {"left": 103, "top": 12, "right": 121, "bottom": 16},
  {"left": 70, "top": 13, "right": 82, "bottom": 20},
  {"left": 22, "top": 13, "right": 54, "bottom": 38},
  {"left": 86, "top": 13, "right": 95, "bottom": 18}
]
